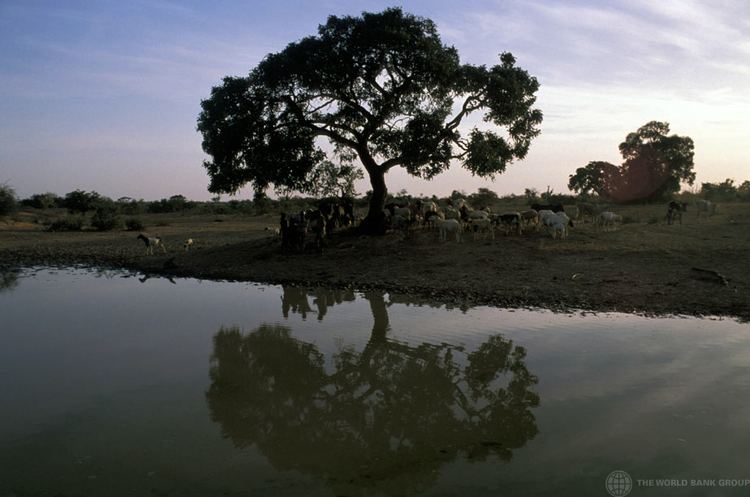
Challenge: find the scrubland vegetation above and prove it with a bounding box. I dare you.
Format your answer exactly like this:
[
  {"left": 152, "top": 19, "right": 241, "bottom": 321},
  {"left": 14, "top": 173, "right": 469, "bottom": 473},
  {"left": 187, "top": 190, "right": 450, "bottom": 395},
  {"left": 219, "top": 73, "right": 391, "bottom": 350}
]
[{"left": 1, "top": 181, "right": 748, "bottom": 320}]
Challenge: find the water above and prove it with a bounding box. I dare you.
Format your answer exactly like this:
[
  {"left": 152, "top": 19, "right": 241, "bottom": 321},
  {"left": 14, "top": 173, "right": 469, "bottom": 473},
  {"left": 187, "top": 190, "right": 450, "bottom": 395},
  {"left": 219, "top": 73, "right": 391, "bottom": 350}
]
[{"left": 1, "top": 267, "right": 749, "bottom": 496}]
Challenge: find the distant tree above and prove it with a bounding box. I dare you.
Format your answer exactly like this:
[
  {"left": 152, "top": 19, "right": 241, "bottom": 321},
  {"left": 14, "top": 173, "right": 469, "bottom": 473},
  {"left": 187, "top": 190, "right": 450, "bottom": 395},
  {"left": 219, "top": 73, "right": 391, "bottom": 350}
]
[
  {"left": 523, "top": 187, "right": 539, "bottom": 203},
  {"left": 469, "top": 187, "right": 499, "bottom": 208},
  {"left": 197, "top": 8, "right": 542, "bottom": 233},
  {"left": 90, "top": 205, "right": 122, "bottom": 231},
  {"left": 701, "top": 178, "right": 737, "bottom": 201},
  {"left": 569, "top": 121, "right": 695, "bottom": 203},
  {"left": 568, "top": 161, "right": 621, "bottom": 198},
  {"left": 63, "top": 190, "right": 103, "bottom": 214},
  {"left": 0, "top": 183, "right": 18, "bottom": 217},
  {"left": 738, "top": 180, "right": 750, "bottom": 201},
  {"left": 253, "top": 190, "right": 270, "bottom": 215},
  {"left": 22, "top": 192, "right": 61, "bottom": 209}
]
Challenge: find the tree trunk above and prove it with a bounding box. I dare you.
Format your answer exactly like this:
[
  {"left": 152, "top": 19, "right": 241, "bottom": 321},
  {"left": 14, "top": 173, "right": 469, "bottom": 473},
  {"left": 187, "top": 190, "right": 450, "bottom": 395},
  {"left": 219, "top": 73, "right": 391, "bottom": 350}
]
[{"left": 359, "top": 167, "right": 388, "bottom": 235}]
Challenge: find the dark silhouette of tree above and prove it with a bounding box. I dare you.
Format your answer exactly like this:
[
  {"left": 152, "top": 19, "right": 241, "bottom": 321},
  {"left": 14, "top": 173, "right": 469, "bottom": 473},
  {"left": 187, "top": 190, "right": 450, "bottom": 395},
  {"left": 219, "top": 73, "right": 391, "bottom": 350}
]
[
  {"left": 0, "top": 183, "right": 18, "bottom": 217},
  {"left": 567, "top": 161, "right": 621, "bottom": 198},
  {"left": 568, "top": 121, "right": 695, "bottom": 202},
  {"left": 197, "top": 8, "right": 542, "bottom": 234},
  {"left": 206, "top": 291, "right": 539, "bottom": 495}
]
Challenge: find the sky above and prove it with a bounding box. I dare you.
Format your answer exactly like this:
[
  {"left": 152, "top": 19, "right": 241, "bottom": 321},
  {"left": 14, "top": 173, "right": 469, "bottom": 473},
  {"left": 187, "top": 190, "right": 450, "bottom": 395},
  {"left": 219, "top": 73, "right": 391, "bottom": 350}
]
[{"left": 1, "top": 0, "right": 749, "bottom": 201}]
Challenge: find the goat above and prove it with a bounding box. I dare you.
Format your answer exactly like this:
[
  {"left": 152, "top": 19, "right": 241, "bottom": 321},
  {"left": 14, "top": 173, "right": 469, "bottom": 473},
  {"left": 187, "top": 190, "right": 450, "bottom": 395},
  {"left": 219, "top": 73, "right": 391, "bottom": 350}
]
[
  {"left": 695, "top": 199, "right": 716, "bottom": 219},
  {"left": 539, "top": 211, "right": 571, "bottom": 239},
  {"left": 576, "top": 202, "right": 600, "bottom": 223},
  {"left": 137, "top": 234, "right": 167, "bottom": 255},
  {"left": 424, "top": 210, "right": 444, "bottom": 230},
  {"left": 470, "top": 217, "right": 494, "bottom": 241},
  {"left": 183, "top": 238, "right": 194, "bottom": 251},
  {"left": 531, "top": 203, "right": 565, "bottom": 213},
  {"left": 596, "top": 211, "right": 622, "bottom": 231},
  {"left": 666, "top": 201, "right": 687, "bottom": 225},
  {"left": 436, "top": 218, "right": 462, "bottom": 242},
  {"left": 494, "top": 212, "right": 523, "bottom": 236},
  {"left": 520, "top": 209, "right": 539, "bottom": 230}
]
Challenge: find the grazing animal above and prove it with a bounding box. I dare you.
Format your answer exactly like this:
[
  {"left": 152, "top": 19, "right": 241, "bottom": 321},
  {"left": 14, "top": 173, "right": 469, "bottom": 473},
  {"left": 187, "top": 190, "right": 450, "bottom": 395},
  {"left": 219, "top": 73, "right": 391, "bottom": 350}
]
[
  {"left": 444, "top": 206, "right": 461, "bottom": 221},
  {"left": 576, "top": 202, "right": 600, "bottom": 223},
  {"left": 436, "top": 218, "right": 462, "bottom": 243},
  {"left": 183, "top": 238, "right": 194, "bottom": 251},
  {"left": 695, "top": 199, "right": 716, "bottom": 218},
  {"left": 596, "top": 211, "right": 622, "bottom": 231},
  {"left": 666, "top": 201, "right": 687, "bottom": 225},
  {"left": 470, "top": 217, "right": 494, "bottom": 241},
  {"left": 531, "top": 203, "right": 565, "bottom": 213},
  {"left": 540, "top": 212, "right": 571, "bottom": 239},
  {"left": 520, "top": 209, "right": 539, "bottom": 230},
  {"left": 495, "top": 212, "right": 523, "bottom": 236},
  {"left": 424, "top": 210, "right": 444, "bottom": 230},
  {"left": 137, "top": 234, "right": 167, "bottom": 255}
]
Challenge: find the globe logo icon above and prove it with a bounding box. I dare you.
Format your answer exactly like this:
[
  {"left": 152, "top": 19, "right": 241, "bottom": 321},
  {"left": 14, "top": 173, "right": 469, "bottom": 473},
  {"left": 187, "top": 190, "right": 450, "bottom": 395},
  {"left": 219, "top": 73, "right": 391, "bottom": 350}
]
[{"left": 606, "top": 470, "right": 633, "bottom": 496}]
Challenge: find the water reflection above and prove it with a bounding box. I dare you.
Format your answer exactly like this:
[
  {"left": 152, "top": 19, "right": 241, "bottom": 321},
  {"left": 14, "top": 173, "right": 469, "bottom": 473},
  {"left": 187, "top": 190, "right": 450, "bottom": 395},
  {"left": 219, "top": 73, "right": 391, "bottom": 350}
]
[
  {"left": 207, "top": 290, "right": 540, "bottom": 494},
  {"left": 281, "top": 285, "right": 357, "bottom": 320},
  {"left": 0, "top": 267, "right": 20, "bottom": 292}
]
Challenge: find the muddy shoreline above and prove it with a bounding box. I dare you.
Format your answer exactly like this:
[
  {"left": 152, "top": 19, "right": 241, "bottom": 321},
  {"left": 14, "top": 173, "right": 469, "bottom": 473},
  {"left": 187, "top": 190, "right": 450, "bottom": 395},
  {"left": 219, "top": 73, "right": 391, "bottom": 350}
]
[{"left": 2, "top": 219, "right": 748, "bottom": 321}]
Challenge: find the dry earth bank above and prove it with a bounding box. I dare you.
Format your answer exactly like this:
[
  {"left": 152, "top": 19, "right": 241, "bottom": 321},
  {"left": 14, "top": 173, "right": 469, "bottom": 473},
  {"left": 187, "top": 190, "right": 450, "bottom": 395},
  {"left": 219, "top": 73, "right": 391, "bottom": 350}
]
[{"left": 1, "top": 205, "right": 748, "bottom": 320}]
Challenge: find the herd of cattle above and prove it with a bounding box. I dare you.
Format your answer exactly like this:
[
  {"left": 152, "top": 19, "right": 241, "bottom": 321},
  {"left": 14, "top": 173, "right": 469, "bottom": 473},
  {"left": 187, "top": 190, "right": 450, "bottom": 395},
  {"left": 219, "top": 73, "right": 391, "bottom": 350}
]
[{"left": 279, "top": 197, "right": 719, "bottom": 252}]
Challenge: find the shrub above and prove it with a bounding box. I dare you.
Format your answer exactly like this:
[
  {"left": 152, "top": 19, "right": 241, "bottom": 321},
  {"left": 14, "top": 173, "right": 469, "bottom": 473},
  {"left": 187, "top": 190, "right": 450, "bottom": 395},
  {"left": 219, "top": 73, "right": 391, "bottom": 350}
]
[
  {"left": 124, "top": 217, "right": 145, "bottom": 231},
  {"left": 47, "top": 216, "right": 84, "bottom": 232},
  {"left": 21, "top": 192, "right": 61, "bottom": 209},
  {"left": 0, "top": 183, "right": 17, "bottom": 217},
  {"left": 63, "top": 189, "right": 103, "bottom": 214},
  {"left": 90, "top": 206, "right": 122, "bottom": 231}
]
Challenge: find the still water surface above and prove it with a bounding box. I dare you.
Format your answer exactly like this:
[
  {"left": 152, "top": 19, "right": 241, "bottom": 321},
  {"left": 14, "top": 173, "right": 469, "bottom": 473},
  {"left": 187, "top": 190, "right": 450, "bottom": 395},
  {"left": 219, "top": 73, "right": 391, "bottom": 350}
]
[{"left": 1, "top": 267, "right": 749, "bottom": 496}]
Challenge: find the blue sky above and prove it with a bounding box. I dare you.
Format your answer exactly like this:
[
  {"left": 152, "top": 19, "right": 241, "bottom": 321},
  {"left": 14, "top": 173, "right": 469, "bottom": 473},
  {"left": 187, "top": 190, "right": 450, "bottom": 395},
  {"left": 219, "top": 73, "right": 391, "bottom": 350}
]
[{"left": 1, "top": 0, "right": 749, "bottom": 200}]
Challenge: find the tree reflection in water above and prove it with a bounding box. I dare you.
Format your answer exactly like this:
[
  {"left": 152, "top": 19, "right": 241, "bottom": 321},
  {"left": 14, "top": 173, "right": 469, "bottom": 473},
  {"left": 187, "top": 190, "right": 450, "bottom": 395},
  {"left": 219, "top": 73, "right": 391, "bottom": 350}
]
[{"left": 207, "top": 290, "right": 539, "bottom": 494}]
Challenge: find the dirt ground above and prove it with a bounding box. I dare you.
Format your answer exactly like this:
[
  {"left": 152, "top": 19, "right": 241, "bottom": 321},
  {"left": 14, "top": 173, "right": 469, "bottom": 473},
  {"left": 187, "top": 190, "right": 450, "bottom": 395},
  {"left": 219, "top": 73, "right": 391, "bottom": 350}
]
[{"left": 1, "top": 204, "right": 748, "bottom": 320}]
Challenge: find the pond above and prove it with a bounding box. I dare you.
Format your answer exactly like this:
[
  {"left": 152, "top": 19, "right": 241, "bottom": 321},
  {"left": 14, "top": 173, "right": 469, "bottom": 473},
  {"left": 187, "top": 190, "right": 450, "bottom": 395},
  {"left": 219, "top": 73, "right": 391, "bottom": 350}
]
[{"left": 1, "top": 267, "right": 749, "bottom": 497}]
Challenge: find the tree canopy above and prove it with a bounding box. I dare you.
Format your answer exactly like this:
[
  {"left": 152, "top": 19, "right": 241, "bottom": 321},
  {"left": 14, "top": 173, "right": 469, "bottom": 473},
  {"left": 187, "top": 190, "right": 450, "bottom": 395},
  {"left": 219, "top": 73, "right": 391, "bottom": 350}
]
[
  {"left": 0, "top": 183, "right": 17, "bottom": 217},
  {"left": 198, "top": 7, "right": 542, "bottom": 232},
  {"left": 568, "top": 121, "right": 695, "bottom": 202}
]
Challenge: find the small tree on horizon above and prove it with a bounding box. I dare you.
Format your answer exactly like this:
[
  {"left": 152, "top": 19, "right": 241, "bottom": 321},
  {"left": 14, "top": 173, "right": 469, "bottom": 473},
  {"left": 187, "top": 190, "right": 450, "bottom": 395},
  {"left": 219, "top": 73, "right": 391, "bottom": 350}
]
[
  {"left": 0, "top": 183, "right": 17, "bottom": 218},
  {"left": 568, "top": 121, "right": 695, "bottom": 203},
  {"left": 197, "top": 8, "right": 542, "bottom": 234}
]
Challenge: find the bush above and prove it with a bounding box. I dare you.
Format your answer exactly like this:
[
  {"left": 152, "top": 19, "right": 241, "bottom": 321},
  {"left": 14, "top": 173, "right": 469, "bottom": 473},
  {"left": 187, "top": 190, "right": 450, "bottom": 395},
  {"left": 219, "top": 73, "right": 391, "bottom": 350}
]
[
  {"left": 47, "top": 216, "right": 84, "bottom": 232},
  {"left": 124, "top": 217, "right": 145, "bottom": 231},
  {"left": 0, "top": 183, "right": 17, "bottom": 217},
  {"left": 90, "top": 206, "right": 122, "bottom": 231},
  {"left": 21, "top": 192, "right": 61, "bottom": 209},
  {"left": 63, "top": 190, "right": 104, "bottom": 214}
]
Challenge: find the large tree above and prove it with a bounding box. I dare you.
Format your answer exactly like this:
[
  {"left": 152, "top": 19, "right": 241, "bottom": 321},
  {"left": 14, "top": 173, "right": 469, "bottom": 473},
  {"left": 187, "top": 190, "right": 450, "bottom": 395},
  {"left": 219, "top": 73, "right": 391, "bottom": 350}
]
[
  {"left": 198, "top": 8, "right": 542, "bottom": 233},
  {"left": 568, "top": 121, "right": 695, "bottom": 202}
]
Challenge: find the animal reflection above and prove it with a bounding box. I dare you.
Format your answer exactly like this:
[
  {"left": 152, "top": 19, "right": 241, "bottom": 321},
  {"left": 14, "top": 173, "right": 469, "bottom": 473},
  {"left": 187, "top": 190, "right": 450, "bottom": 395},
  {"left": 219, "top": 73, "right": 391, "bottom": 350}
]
[
  {"left": 281, "top": 285, "right": 472, "bottom": 322},
  {"left": 206, "top": 297, "right": 539, "bottom": 495},
  {"left": 281, "top": 285, "right": 356, "bottom": 320},
  {"left": 0, "top": 268, "right": 20, "bottom": 292}
]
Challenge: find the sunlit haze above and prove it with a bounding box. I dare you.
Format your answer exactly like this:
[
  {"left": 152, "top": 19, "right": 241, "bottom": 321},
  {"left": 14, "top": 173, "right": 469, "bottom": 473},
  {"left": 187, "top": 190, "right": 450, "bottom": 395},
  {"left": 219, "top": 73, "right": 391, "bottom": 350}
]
[{"left": 2, "top": 0, "right": 749, "bottom": 200}]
